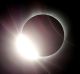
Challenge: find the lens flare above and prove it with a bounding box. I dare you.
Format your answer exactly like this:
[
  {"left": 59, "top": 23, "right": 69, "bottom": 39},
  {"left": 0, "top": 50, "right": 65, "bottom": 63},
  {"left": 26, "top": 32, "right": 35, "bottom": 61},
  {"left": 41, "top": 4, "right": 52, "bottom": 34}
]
[{"left": 15, "top": 33, "right": 40, "bottom": 61}]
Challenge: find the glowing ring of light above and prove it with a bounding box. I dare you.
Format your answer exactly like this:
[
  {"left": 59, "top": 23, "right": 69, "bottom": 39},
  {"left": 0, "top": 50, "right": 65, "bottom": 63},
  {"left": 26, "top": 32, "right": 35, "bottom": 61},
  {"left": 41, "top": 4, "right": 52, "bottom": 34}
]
[{"left": 20, "top": 11, "right": 68, "bottom": 59}]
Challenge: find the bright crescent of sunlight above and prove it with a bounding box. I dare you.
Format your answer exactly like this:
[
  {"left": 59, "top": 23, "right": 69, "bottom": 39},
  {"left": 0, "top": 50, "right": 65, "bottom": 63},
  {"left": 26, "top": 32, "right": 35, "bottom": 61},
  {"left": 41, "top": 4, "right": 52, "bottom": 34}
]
[{"left": 15, "top": 33, "right": 40, "bottom": 61}]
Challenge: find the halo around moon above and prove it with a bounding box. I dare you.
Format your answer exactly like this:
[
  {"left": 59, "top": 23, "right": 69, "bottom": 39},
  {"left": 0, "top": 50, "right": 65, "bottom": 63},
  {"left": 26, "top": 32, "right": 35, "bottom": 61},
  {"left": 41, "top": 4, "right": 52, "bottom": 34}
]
[{"left": 21, "top": 14, "right": 64, "bottom": 58}]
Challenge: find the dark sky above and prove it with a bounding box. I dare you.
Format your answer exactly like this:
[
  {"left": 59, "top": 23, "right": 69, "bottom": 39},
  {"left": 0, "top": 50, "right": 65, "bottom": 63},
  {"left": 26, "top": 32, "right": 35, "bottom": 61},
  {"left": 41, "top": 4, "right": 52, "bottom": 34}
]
[{"left": 0, "top": 0, "right": 79, "bottom": 74}]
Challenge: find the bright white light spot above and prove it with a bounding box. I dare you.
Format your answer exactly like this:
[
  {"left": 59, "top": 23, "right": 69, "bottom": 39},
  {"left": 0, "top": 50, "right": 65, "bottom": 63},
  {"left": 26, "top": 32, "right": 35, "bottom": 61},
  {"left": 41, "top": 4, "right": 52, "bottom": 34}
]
[{"left": 15, "top": 33, "right": 40, "bottom": 61}]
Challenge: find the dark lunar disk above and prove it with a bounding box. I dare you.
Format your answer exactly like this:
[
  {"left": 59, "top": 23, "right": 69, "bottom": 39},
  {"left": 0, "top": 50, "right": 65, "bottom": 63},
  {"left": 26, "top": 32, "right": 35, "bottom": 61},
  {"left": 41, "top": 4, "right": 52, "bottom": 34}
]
[{"left": 22, "top": 14, "right": 64, "bottom": 57}]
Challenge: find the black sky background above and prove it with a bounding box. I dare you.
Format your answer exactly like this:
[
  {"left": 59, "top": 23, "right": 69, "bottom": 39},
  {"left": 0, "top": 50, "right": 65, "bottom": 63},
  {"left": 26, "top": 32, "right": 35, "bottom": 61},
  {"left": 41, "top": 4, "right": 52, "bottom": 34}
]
[{"left": 0, "top": 0, "right": 79, "bottom": 74}]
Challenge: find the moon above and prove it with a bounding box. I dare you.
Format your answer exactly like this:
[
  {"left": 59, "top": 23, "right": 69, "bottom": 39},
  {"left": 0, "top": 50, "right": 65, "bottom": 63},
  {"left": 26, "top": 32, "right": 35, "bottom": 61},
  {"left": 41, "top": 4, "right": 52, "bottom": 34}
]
[{"left": 22, "top": 14, "right": 64, "bottom": 57}]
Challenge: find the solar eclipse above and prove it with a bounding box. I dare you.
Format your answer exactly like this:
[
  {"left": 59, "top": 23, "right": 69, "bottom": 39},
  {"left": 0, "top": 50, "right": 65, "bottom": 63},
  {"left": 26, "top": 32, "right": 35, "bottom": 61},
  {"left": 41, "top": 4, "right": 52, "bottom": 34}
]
[{"left": 14, "top": 14, "right": 64, "bottom": 61}]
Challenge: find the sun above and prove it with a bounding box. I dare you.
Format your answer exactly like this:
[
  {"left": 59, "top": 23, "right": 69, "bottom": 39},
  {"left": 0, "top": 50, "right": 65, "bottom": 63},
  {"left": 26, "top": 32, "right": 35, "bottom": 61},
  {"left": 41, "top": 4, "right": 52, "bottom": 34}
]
[{"left": 15, "top": 33, "right": 40, "bottom": 61}]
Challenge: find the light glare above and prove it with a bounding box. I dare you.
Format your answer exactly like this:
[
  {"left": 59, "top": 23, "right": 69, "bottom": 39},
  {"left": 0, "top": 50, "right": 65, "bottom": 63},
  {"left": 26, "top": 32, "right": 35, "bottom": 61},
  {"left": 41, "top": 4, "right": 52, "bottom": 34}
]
[{"left": 15, "top": 33, "right": 40, "bottom": 61}]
